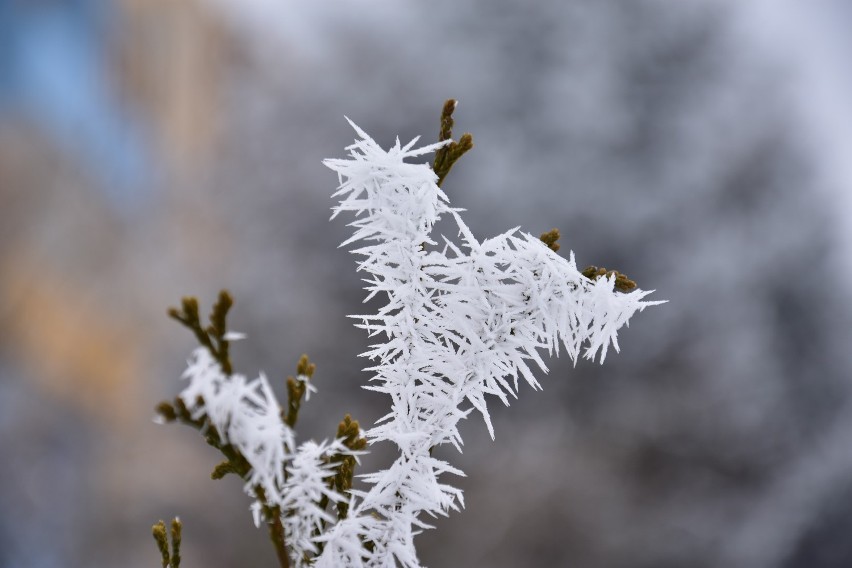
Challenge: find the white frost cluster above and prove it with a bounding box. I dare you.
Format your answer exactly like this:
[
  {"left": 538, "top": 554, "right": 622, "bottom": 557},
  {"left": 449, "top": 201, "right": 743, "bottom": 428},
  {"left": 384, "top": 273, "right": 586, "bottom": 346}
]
[
  {"left": 319, "top": 121, "right": 662, "bottom": 567},
  {"left": 178, "top": 347, "right": 350, "bottom": 564},
  {"left": 180, "top": 347, "right": 294, "bottom": 507},
  {"left": 283, "top": 440, "right": 350, "bottom": 565}
]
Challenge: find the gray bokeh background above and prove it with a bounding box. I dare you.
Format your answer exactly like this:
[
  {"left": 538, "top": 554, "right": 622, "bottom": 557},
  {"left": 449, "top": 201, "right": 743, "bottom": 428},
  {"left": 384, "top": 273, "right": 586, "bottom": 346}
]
[{"left": 3, "top": 1, "right": 852, "bottom": 566}]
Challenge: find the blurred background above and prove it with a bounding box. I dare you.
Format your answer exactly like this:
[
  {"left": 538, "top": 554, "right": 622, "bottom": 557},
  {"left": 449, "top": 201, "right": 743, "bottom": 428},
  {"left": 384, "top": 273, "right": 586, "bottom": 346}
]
[{"left": 3, "top": 0, "right": 852, "bottom": 566}]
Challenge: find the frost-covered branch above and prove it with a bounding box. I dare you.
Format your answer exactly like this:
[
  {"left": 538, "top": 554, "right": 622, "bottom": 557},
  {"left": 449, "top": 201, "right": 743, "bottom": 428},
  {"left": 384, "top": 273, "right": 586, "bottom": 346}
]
[
  {"left": 319, "top": 109, "right": 663, "bottom": 567},
  {"left": 156, "top": 296, "right": 366, "bottom": 568}
]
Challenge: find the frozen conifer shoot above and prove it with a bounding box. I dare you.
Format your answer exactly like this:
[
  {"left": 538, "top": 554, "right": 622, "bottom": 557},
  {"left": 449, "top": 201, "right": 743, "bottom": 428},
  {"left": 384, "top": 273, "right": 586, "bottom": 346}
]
[{"left": 316, "top": 102, "right": 663, "bottom": 567}]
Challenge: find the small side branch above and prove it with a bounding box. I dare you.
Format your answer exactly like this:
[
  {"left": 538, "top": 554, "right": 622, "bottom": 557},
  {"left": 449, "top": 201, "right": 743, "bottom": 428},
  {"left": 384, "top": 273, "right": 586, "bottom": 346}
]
[
  {"left": 582, "top": 265, "right": 637, "bottom": 292},
  {"left": 539, "top": 229, "right": 638, "bottom": 292},
  {"left": 433, "top": 99, "right": 473, "bottom": 187},
  {"left": 151, "top": 518, "right": 182, "bottom": 568},
  {"left": 167, "top": 291, "right": 235, "bottom": 374}
]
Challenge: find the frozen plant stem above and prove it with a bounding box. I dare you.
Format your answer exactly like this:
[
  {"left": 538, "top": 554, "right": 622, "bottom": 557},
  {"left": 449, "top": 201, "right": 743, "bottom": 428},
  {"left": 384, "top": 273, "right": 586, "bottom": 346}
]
[
  {"left": 270, "top": 513, "right": 289, "bottom": 568},
  {"left": 316, "top": 101, "right": 663, "bottom": 566},
  {"left": 162, "top": 293, "right": 290, "bottom": 567},
  {"left": 157, "top": 293, "right": 361, "bottom": 567}
]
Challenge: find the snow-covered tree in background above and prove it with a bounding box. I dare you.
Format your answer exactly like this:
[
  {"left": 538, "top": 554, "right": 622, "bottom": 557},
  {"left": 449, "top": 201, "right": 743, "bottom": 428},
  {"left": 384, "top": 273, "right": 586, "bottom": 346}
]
[{"left": 154, "top": 101, "right": 661, "bottom": 567}]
